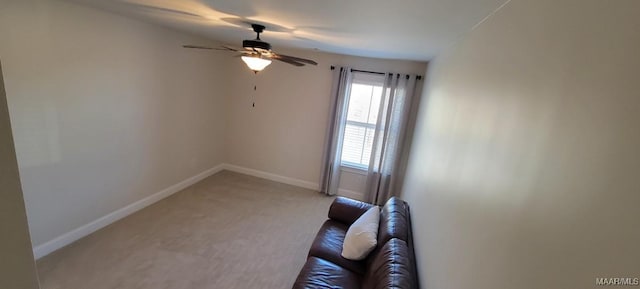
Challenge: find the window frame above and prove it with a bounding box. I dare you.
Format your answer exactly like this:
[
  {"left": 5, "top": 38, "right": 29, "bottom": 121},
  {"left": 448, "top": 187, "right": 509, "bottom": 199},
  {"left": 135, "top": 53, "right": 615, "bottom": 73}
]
[{"left": 339, "top": 72, "right": 386, "bottom": 170}]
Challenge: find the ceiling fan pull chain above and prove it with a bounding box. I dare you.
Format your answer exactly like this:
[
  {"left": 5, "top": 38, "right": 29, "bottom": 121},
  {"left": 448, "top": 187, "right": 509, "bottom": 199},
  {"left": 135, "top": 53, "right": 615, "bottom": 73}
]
[{"left": 252, "top": 72, "right": 257, "bottom": 107}]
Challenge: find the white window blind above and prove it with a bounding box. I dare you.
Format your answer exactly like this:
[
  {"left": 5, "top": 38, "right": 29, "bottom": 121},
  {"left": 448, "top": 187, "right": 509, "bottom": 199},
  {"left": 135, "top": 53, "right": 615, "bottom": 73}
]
[{"left": 340, "top": 73, "right": 386, "bottom": 169}]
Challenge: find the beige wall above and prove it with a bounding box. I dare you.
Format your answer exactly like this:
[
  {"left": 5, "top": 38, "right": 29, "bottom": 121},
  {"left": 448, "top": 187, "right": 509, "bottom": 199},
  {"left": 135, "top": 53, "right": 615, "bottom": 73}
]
[
  {"left": 224, "top": 48, "right": 426, "bottom": 198},
  {"left": 338, "top": 168, "right": 368, "bottom": 200},
  {"left": 402, "top": 0, "right": 640, "bottom": 288},
  {"left": 0, "top": 0, "right": 425, "bottom": 257},
  {"left": 0, "top": 62, "right": 40, "bottom": 289},
  {"left": 0, "top": 0, "right": 230, "bottom": 247}
]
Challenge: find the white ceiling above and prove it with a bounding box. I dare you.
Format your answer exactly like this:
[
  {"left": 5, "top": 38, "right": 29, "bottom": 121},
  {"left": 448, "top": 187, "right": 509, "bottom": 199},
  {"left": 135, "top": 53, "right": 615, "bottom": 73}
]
[{"left": 68, "top": 0, "right": 509, "bottom": 61}]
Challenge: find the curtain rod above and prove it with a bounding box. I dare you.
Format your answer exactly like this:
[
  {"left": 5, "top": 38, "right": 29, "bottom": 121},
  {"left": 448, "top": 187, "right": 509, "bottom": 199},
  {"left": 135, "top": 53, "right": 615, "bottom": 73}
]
[
  {"left": 330, "top": 66, "right": 422, "bottom": 80},
  {"left": 352, "top": 69, "right": 386, "bottom": 75}
]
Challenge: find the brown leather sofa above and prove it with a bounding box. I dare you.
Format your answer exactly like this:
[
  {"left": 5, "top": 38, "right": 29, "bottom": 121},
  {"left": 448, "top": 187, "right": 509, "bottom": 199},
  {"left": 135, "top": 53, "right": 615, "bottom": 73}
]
[{"left": 293, "top": 196, "right": 419, "bottom": 289}]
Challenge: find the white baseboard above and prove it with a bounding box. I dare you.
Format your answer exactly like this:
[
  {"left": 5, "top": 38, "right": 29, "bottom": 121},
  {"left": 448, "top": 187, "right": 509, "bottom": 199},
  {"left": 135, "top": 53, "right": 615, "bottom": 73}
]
[
  {"left": 338, "top": 188, "right": 366, "bottom": 201},
  {"left": 221, "top": 163, "right": 366, "bottom": 201},
  {"left": 221, "top": 163, "right": 320, "bottom": 191},
  {"left": 33, "top": 164, "right": 225, "bottom": 259}
]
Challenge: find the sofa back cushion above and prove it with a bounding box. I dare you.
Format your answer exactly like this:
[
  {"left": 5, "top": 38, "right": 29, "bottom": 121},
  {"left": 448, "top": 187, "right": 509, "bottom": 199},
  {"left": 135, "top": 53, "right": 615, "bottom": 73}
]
[
  {"left": 328, "top": 197, "right": 375, "bottom": 225},
  {"left": 378, "top": 197, "right": 409, "bottom": 245},
  {"left": 362, "top": 238, "right": 417, "bottom": 289}
]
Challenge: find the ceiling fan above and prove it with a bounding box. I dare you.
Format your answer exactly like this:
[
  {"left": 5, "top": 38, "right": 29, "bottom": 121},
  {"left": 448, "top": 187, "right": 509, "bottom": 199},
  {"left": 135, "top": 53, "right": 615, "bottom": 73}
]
[{"left": 183, "top": 24, "right": 318, "bottom": 72}]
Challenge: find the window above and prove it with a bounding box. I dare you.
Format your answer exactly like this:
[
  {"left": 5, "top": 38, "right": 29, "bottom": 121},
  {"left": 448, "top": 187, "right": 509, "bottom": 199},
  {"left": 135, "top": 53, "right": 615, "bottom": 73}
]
[{"left": 340, "top": 73, "right": 386, "bottom": 169}]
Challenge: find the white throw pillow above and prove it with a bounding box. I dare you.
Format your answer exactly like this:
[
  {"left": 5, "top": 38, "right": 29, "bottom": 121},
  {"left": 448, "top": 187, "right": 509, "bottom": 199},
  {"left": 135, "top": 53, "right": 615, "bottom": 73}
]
[{"left": 341, "top": 206, "right": 380, "bottom": 260}]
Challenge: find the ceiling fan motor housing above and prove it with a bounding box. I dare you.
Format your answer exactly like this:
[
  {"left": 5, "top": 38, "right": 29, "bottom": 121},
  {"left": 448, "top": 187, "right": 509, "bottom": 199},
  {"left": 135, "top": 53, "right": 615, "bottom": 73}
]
[{"left": 243, "top": 39, "right": 272, "bottom": 52}]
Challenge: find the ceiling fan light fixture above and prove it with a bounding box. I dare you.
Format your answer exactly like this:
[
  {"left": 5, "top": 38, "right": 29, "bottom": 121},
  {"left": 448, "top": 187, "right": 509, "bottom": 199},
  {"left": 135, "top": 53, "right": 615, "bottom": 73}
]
[{"left": 241, "top": 55, "right": 272, "bottom": 72}]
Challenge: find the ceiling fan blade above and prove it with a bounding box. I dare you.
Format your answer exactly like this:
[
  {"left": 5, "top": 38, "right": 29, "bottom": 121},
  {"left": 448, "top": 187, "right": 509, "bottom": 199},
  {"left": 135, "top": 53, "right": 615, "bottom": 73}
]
[
  {"left": 183, "top": 45, "right": 239, "bottom": 51},
  {"left": 221, "top": 45, "right": 242, "bottom": 52},
  {"left": 272, "top": 53, "right": 317, "bottom": 65},
  {"left": 272, "top": 56, "right": 305, "bottom": 67},
  {"left": 183, "top": 45, "right": 220, "bottom": 50}
]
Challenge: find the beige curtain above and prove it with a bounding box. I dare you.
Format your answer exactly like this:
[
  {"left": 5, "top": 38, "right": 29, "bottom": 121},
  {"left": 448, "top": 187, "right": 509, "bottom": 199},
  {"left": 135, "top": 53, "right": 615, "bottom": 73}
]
[
  {"left": 365, "top": 74, "right": 421, "bottom": 205},
  {"left": 319, "top": 67, "right": 353, "bottom": 195}
]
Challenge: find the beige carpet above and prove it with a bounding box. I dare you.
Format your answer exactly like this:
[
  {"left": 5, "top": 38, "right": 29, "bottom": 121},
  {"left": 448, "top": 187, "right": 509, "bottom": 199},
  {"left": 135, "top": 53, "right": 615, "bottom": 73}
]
[{"left": 36, "top": 171, "right": 335, "bottom": 289}]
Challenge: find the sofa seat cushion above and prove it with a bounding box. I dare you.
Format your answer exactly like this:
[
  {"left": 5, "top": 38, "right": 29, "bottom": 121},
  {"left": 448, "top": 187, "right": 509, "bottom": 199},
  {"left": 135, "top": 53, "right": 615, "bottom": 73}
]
[
  {"left": 292, "top": 257, "right": 361, "bottom": 289},
  {"left": 363, "top": 238, "right": 417, "bottom": 289},
  {"left": 308, "top": 220, "right": 367, "bottom": 274}
]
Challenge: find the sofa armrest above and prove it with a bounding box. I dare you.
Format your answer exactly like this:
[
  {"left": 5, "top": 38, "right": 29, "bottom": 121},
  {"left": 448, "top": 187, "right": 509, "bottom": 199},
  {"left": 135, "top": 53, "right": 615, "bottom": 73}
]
[{"left": 328, "top": 196, "right": 374, "bottom": 225}]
